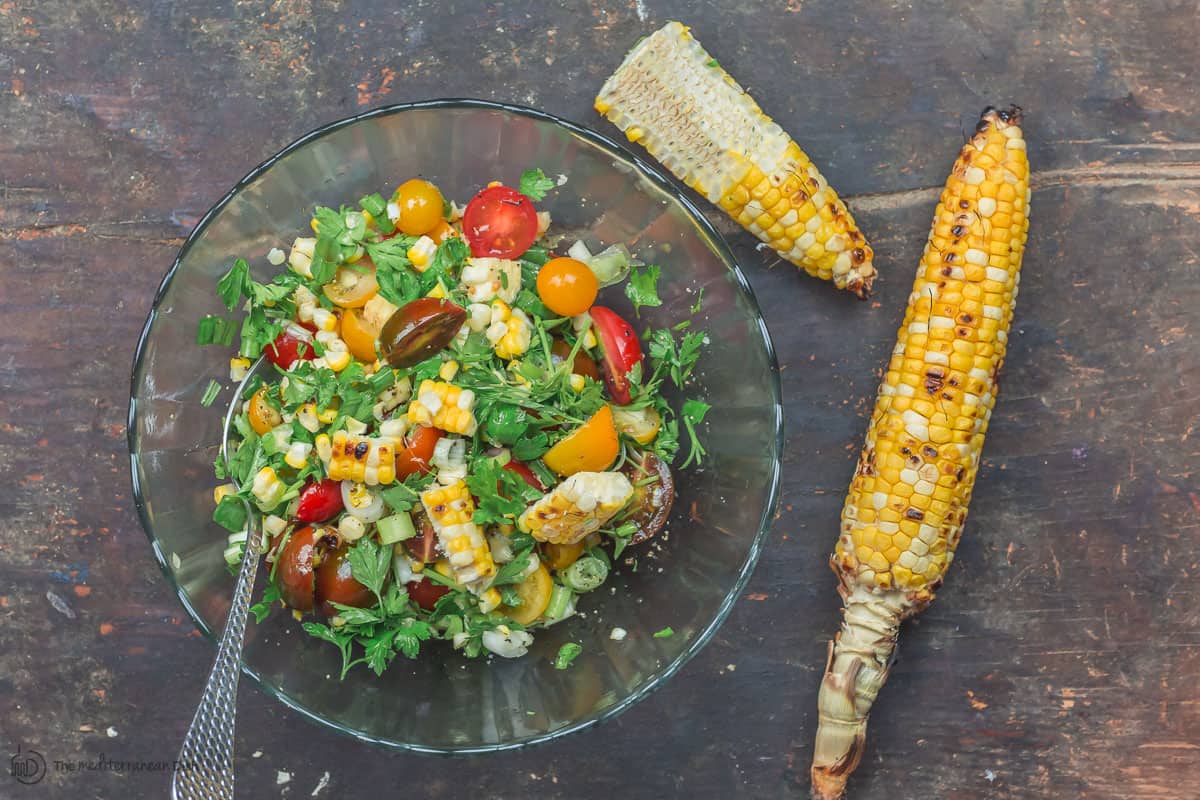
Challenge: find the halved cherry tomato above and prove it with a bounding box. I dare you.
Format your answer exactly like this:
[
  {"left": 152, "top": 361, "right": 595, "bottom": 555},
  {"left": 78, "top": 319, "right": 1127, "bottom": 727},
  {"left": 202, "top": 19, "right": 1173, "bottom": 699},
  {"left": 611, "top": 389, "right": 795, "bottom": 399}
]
[
  {"left": 323, "top": 261, "right": 379, "bottom": 308},
  {"left": 403, "top": 507, "right": 440, "bottom": 563},
  {"left": 379, "top": 298, "right": 467, "bottom": 368},
  {"left": 395, "top": 425, "right": 443, "bottom": 479},
  {"left": 264, "top": 325, "right": 317, "bottom": 370},
  {"left": 619, "top": 451, "right": 675, "bottom": 544},
  {"left": 501, "top": 562, "right": 553, "bottom": 625},
  {"left": 394, "top": 179, "right": 445, "bottom": 237},
  {"left": 590, "top": 306, "right": 644, "bottom": 405},
  {"left": 462, "top": 185, "right": 538, "bottom": 259},
  {"left": 541, "top": 541, "right": 584, "bottom": 571},
  {"left": 543, "top": 405, "right": 619, "bottom": 476},
  {"left": 429, "top": 218, "right": 458, "bottom": 244},
  {"left": 407, "top": 578, "right": 450, "bottom": 611},
  {"left": 247, "top": 386, "right": 282, "bottom": 435},
  {"left": 612, "top": 405, "right": 662, "bottom": 444},
  {"left": 551, "top": 339, "right": 600, "bottom": 380},
  {"left": 294, "top": 478, "right": 344, "bottom": 524},
  {"left": 276, "top": 525, "right": 336, "bottom": 613},
  {"left": 503, "top": 459, "right": 545, "bottom": 491},
  {"left": 339, "top": 308, "right": 380, "bottom": 363},
  {"left": 315, "top": 544, "right": 376, "bottom": 617},
  {"left": 537, "top": 257, "right": 598, "bottom": 317}
]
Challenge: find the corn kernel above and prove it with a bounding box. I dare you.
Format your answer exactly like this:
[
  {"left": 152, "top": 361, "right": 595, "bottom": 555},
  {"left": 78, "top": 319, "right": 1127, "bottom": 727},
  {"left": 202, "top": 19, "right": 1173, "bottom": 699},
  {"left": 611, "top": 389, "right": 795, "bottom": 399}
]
[
  {"left": 407, "top": 235, "right": 438, "bottom": 272},
  {"left": 439, "top": 360, "right": 460, "bottom": 381},
  {"left": 229, "top": 357, "right": 251, "bottom": 382},
  {"left": 213, "top": 483, "right": 237, "bottom": 505},
  {"left": 569, "top": 373, "right": 586, "bottom": 393},
  {"left": 427, "top": 283, "right": 448, "bottom": 299}
]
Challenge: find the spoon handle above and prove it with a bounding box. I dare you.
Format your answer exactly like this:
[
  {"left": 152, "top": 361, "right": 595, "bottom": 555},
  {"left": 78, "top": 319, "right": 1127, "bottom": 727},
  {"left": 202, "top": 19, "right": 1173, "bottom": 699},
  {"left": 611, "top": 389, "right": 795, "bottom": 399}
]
[{"left": 172, "top": 516, "right": 262, "bottom": 800}]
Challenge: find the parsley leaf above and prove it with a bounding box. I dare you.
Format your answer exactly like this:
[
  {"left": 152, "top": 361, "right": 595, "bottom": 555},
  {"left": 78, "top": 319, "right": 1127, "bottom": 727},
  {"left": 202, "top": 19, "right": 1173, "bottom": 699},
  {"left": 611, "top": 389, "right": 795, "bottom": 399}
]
[
  {"left": 680, "top": 398, "right": 711, "bottom": 469},
  {"left": 212, "top": 495, "right": 248, "bottom": 532},
  {"left": 217, "top": 258, "right": 250, "bottom": 311},
  {"left": 492, "top": 549, "right": 535, "bottom": 587},
  {"left": 249, "top": 583, "right": 281, "bottom": 624},
  {"left": 653, "top": 627, "right": 675, "bottom": 638},
  {"left": 359, "top": 192, "right": 396, "bottom": 235},
  {"left": 465, "top": 458, "right": 542, "bottom": 526},
  {"left": 347, "top": 538, "right": 392, "bottom": 605},
  {"left": 553, "top": 642, "right": 583, "bottom": 670},
  {"left": 381, "top": 473, "right": 433, "bottom": 512},
  {"left": 625, "top": 265, "right": 663, "bottom": 316},
  {"left": 519, "top": 168, "right": 556, "bottom": 201}
]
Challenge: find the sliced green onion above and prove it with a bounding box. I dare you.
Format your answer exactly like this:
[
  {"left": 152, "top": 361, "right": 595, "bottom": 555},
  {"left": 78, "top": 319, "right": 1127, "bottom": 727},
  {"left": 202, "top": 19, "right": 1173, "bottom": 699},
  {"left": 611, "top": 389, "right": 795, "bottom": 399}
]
[
  {"left": 200, "top": 379, "right": 222, "bottom": 407},
  {"left": 376, "top": 513, "right": 416, "bottom": 545},
  {"left": 562, "top": 557, "right": 609, "bottom": 593}
]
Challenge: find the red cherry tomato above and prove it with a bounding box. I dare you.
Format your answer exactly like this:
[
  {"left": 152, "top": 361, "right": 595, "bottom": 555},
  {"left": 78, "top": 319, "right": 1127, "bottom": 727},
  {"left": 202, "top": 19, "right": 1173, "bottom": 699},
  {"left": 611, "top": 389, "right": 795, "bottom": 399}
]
[
  {"left": 294, "top": 479, "right": 344, "bottom": 524},
  {"left": 395, "top": 425, "right": 443, "bottom": 479},
  {"left": 315, "top": 544, "right": 376, "bottom": 617},
  {"left": 406, "top": 578, "right": 450, "bottom": 611},
  {"left": 265, "top": 325, "right": 317, "bottom": 370},
  {"left": 461, "top": 185, "right": 538, "bottom": 259},
  {"left": 589, "top": 306, "right": 644, "bottom": 405},
  {"left": 503, "top": 460, "right": 545, "bottom": 492},
  {"left": 276, "top": 525, "right": 334, "bottom": 613}
]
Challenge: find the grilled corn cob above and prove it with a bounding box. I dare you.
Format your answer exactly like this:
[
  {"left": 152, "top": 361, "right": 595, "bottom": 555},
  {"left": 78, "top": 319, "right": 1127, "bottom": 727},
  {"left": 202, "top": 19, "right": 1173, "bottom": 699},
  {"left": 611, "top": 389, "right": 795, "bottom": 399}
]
[
  {"left": 595, "top": 21, "right": 876, "bottom": 297},
  {"left": 421, "top": 480, "right": 496, "bottom": 592},
  {"left": 328, "top": 431, "right": 396, "bottom": 486},
  {"left": 518, "top": 471, "right": 635, "bottom": 545},
  {"left": 408, "top": 379, "right": 478, "bottom": 436},
  {"left": 811, "top": 106, "right": 1029, "bottom": 800}
]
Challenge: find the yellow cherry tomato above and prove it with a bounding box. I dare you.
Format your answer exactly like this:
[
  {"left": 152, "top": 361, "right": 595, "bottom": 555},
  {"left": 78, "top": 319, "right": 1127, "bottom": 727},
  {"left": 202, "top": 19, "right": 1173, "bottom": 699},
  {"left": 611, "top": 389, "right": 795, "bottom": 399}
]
[
  {"left": 612, "top": 406, "right": 662, "bottom": 444},
  {"left": 501, "top": 562, "right": 553, "bottom": 625},
  {"left": 339, "top": 308, "right": 380, "bottom": 363},
  {"left": 537, "top": 257, "right": 599, "bottom": 317},
  {"left": 322, "top": 262, "right": 379, "bottom": 308},
  {"left": 247, "top": 387, "right": 282, "bottom": 435},
  {"left": 541, "top": 541, "right": 584, "bottom": 571},
  {"left": 543, "top": 405, "right": 619, "bottom": 476},
  {"left": 394, "top": 179, "right": 445, "bottom": 236}
]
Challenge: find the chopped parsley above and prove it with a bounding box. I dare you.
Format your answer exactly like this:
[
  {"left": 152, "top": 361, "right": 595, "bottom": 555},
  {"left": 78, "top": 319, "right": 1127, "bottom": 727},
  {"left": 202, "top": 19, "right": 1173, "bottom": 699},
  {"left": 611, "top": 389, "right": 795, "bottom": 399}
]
[
  {"left": 653, "top": 627, "right": 675, "bottom": 639},
  {"left": 518, "top": 167, "right": 556, "bottom": 201},
  {"left": 553, "top": 642, "right": 583, "bottom": 670},
  {"left": 625, "top": 264, "right": 663, "bottom": 316}
]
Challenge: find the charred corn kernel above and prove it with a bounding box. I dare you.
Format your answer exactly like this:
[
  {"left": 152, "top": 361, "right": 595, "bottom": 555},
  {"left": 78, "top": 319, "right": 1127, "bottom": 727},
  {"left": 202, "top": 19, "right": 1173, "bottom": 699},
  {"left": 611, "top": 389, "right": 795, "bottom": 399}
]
[
  {"left": 328, "top": 431, "right": 397, "bottom": 485},
  {"left": 595, "top": 21, "right": 876, "bottom": 297},
  {"left": 338, "top": 515, "right": 366, "bottom": 542},
  {"left": 519, "top": 471, "right": 635, "bottom": 545},
  {"left": 484, "top": 300, "right": 532, "bottom": 360},
  {"left": 263, "top": 514, "right": 287, "bottom": 538},
  {"left": 407, "top": 235, "right": 438, "bottom": 272},
  {"left": 460, "top": 257, "right": 521, "bottom": 304},
  {"left": 421, "top": 481, "right": 496, "bottom": 592},
  {"left": 479, "top": 587, "right": 502, "bottom": 613},
  {"left": 297, "top": 403, "right": 320, "bottom": 433},
  {"left": 288, "top": 237, "right": 316, "bottom": 279},
  {"left": 439, "top": 360, "right": 460, "bottom": 381},
  {"left": 814, "top": 107, "right": 1029, "bottom": 798},
  {"left": 323, "top": 348, "right": 351, "bottom": 372},
  {"left": 314, "top": 433, "right": 333, "bottom": 463},
  {"left": 213, "top": 483, "right": 237, "bottom": 505},
  {"left": 569, "top": 373, "right": 587, "bottom": 393},
  {"left": 426, "top": 282, "right": 448, "bottom": 299},
  {"left": 229, "top": 357, "right": 251, "bottom": 382},
  {"left": 284, "top": 441, "right": 312, "bottom": 469},
  {"left": 408, "top": 379, "right": 478, "bottom": 436},
  {"left": 251, "top": 467, "right": 285, "bottom": 510}
]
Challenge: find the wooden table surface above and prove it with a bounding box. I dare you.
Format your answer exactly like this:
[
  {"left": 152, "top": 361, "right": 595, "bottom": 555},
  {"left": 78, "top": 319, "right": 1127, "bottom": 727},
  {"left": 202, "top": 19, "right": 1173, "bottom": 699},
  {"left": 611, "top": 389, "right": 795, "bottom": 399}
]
[{"left": 3, "top": 1, "right": 1198, "bottom": 798}]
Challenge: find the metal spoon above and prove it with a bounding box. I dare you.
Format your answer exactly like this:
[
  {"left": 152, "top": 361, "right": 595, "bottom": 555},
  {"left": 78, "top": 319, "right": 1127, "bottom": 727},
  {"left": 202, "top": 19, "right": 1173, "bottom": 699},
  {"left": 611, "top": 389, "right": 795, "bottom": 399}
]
[{"left": 173, "top": 358, "right": 267, "bottom": 800}]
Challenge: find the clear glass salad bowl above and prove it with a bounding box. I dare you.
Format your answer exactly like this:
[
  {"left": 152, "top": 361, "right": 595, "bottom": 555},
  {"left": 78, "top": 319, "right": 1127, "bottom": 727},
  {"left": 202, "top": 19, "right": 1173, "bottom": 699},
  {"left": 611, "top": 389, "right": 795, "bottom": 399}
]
[{"left": 128, "top": 99, "right": 783, "bottom": 752}]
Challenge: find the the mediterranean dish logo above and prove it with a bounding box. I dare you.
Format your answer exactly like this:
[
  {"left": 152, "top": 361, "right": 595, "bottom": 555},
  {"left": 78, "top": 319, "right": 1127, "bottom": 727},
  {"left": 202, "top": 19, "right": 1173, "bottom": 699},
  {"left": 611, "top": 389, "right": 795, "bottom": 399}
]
[{"left": 10, "top": 745, "right": 47, "bottom": 785}]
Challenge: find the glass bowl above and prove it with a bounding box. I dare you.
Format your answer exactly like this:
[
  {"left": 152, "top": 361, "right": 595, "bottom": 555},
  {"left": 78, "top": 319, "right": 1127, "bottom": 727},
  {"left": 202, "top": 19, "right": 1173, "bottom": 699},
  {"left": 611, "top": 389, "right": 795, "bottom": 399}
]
[{"left": 128, "top": 99, "right": 783, "bottom": 752}]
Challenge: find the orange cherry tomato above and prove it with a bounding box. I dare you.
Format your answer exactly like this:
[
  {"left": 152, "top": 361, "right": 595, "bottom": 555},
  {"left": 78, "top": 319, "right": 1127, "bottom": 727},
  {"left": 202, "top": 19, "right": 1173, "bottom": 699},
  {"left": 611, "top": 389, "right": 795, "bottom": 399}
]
[
  {"left": 323, "top": 261, "right": 379, "bottom": 308},
  {"left": 394, "top": 179, "right": 445, "bottom": 236},
  {"left": 542, "top": 405, "right": 619, "bottom": 476},
  {"left": 537, "top": 257, "right": 598, "bottom": 317},
  {"left": 501, "top": 562, "right": 553, "bottom": 625},
  {"left": 247, "top": 387, "right": 282, "bottom": 435},
  {"left": 395, "top": 425, "right": 443, "bottom": 478},
  {"left": 339, "top": 308, "right": 380, "bottom": 363},
  {"left": 429, "top": 218, "right": 458, "bottom": 244}
]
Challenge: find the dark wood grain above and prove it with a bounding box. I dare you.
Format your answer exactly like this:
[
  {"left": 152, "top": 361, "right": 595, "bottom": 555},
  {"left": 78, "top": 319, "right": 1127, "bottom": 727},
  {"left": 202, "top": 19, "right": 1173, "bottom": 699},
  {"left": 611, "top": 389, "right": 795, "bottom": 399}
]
[{"left": 2, "top": 1, "right": 1198, "bottom": 798}]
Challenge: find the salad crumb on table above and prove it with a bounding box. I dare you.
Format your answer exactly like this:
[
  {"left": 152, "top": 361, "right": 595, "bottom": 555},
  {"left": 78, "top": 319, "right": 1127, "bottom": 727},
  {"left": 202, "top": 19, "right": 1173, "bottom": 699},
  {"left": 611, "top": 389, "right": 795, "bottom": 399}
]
[{"left": 201, "top": 168, "right": 709, "bottom": 674}]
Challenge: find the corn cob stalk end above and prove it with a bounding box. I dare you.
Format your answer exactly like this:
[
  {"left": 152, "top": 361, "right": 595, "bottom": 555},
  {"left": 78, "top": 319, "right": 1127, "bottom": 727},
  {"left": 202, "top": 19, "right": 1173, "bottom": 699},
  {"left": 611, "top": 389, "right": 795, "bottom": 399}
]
[{"left": 811, "top": 104, "right": 1028, "bottom": 799}]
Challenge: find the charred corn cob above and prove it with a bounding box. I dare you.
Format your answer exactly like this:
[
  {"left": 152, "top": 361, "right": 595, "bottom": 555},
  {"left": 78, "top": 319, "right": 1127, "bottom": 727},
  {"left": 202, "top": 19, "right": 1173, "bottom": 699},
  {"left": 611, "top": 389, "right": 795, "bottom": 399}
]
[
  {"left": 328, "top": 431, "right": 396, "bottom": 486},
  {"left": 811, "top": 106, "right": 1029, "bottom": 800},
  {"left": 421, "top": 480, "right": 495, "bottom": 592},
  {"left": 519, "top": 471, "right": 635, "bottom": 545},
  {"left": 595, "top": 21, "right": 876, "bottom": 297},
  {"left": 408, "top": 379, "right": 478, "bottom": 435}
]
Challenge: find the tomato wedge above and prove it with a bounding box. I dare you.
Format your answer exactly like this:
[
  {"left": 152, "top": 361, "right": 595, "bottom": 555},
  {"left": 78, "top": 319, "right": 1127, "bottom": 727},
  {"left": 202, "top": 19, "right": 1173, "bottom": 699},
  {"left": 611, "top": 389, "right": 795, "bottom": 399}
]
[
  {"left": 407, "top": 578, "right": 450, "bottom": 611},
  {"left": 403, "top": 507, "right": 440, "bottom": 563},
  {"left": 395, "top": 425, "right": 443, "bottom": 478},
  {"left": 589, "top": 307, "right": 643, "bottom": 405},
  {"left": 619, "top": 451, "right": 675, "bottom": 544},
  {"left": 294, "top": 478, "right": 344, "bottom": 524},
  {"left": 379, "top": 298, "right": 467, "bottom": 368},
  {"left": 264, "top": 325, "right": 317, "bottom": 370},
  {"left": 462, "top": 185, "right": 538, "bottom": 259},
  {"left": 315, "top": 544, "right": 376, "bottom": 617},
  {"left": 322, "top": 261, "right": 379, "bottom": 308},
  {"left": 276, "top": 525, "right": 336, "bottom": 613},
  {"left": 503, "top": 459, "right": 545, "bottom": 491},
  {"left": 551, "top": 339, "right": 600, "bottom": 380}
]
